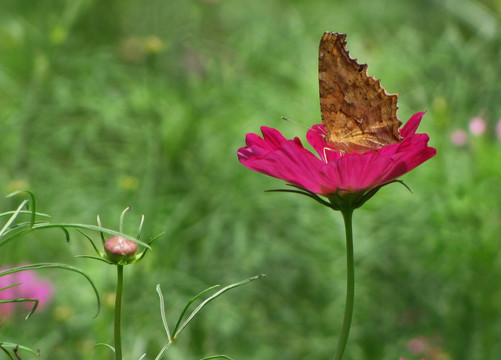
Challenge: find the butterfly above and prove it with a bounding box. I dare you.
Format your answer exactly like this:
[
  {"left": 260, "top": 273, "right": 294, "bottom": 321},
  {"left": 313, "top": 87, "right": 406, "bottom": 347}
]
[{"left": 318, "top": 32, "right": 402, "bottom": 154}]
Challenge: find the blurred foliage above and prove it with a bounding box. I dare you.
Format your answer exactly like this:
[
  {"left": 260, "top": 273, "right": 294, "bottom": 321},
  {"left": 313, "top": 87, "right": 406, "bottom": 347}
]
[{"left": 0, "top": 0, "right": 501, "bottom": 359}]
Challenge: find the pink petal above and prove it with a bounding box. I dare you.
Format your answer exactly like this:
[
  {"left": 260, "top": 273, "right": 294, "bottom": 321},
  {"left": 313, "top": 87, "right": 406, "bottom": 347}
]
[
  {"left": 239, "top": 130, "right": 332, "bottom": 194},
  {"left": 306, "top": 124, "right": 342, "bottom": 162},
  {"left": 320, "top": 152, "right": 396, "bottom": 191},
  {"left": 400, "top": 112, "right": 425, "bottom": 138}
]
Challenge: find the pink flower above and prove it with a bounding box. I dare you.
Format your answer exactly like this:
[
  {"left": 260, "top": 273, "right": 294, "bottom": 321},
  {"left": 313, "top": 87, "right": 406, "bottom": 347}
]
[
  {"left": 0, "top": 269, "right": 54, "bottom": 318},
  {"left": 238, "top": 112, "right": 436, "bottom": 207},
  {"left": 496, "top": 119, "right": 501, "bottom": 140},
  {"left": 407, "top": 335, "right": 432, "bottom": 355},
  {"left": 469, "top": 117, "right": 486, "bottom": 136},
  {"left": 450, "top": 129, "right": 467, "bottom": 147}
]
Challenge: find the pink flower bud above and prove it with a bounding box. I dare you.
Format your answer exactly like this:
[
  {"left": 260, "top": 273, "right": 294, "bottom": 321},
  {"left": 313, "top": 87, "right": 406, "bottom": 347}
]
[{"left": 104, "top": 236, "right": 138, "bottom": 264}]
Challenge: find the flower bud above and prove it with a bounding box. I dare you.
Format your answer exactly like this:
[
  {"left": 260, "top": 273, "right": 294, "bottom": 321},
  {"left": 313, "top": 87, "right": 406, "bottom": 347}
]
[{"left": 104, "top": 236, "right": 138, "bottom": 264}]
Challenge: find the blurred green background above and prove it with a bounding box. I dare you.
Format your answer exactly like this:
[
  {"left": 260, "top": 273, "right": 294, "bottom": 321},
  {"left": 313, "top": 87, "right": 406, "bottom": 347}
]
[{"left": 1, "top": 0, "right": 501, "bottom": 359}]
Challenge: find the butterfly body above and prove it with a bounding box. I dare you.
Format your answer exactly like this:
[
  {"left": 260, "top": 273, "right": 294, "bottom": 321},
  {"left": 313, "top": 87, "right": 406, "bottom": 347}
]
[{"left": 318, "top": 32, "right": 402, "bottom": 154}]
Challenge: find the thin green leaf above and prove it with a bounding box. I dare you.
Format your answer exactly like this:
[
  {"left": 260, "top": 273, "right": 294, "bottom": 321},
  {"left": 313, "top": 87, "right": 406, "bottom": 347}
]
[
  {"left": 0, "top": 342, "right": 39, "bottom": 356},
  {"left": 0, "top": 264, "right": 101, "bottom": 318},
  {"left": 0, "top": 221, "right": 35, "bottom": 237},
  {"left": 1, "top": 220, "right": 34, "bottom": 233},
  {"left": 356, "top": 179, "right": 413, "bottom": 208},
  {"left": 31, "top": 223, "right": 151, "bottom": 249},
  {"left": 0, "top": 221, "right": 71, "bottom": 248},
  {"left": 148, "top": 232, "right": 165, "bottom": 245},
  {"left": 7, "top": 190, "right": 37, "bottom": 226},
  {"left": 119, "top": 206, "right": 131, "bottom": 233},
  {"left": 95, "top": 343, "right": 115, "bottom": 352},
  {"left": 133, "top": 249, "right": 149, "bottom": 263},
  {"left": 0, "top": 226, "right": 36, "bottom": 249},
  {"left": 154, "top": 343, "right": 171, "bottom": 360},
  {"left": 74, "top": 255, "right": 112, "bottom": 264},
  {"left": 134, "top": 232, "right": 165, "bottom": 262},
  {"left": 266, "top": 185, "right": 336, "bottom": 209},
  {"left": 201, "top": 356, "right": 234, "bottom": 360},
  {"left": 171, "top": 284, "right": 221, "bottom": 337},
  {"left": 0, "top": 210, "right": 49, "bottom": 219},
  {"left": 0, "top": 298, "right": 39, "bottom": 319},
  {"left": 136, "top": 214, "right": 145, "bottom": 240},
  {"left": 0, "top": 200, "right": 28, "bottom": 238},
  {"left": 394, "top": 179, "right": 413, "bottom": 193},
  {"left": 0, "top": 283, "right": 22, "bottom": 292},
  {"left": 74, "top": 228, "right": 103, "bottom": 257},
  {"left": 173, "top": 275, "right": 264, "bottom": 338},
  {"left": 156, "top": 284, "right": 172, "bottom": 340},
  {"left": 97, "top": 215, "right": 106, "bottom": 246},
  {"left": 154, "top": 276, "right": 263, "bottom": 360},
  {"left": 0, "top": 345, "right": 13, "bottom": 360}
]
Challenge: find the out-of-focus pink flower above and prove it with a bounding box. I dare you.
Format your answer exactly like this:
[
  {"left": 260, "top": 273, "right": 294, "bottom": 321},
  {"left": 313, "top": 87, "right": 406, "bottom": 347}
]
[
  {"left": 404, "top": 335, "right": 451, "bottom": 360},
  {"left": 238, "top": 112, "right": 436, "bottom": 206},
  {"left": 469, "top": 117, "right": 486, "bottom": 136},
  {"left": 450, "top": 129, "right": 468, "bottom": 147},
  {"left": 407, "top": 335, "right": 432, "bottom": 355},
  {"left": 0, "top": 269, "right": 54, "bottom": 318}
]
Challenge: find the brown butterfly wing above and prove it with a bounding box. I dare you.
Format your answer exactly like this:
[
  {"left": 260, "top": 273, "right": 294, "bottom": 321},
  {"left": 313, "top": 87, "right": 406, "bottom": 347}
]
[{"left": 318, "top": 32, "right": 402, "bottom": 153}]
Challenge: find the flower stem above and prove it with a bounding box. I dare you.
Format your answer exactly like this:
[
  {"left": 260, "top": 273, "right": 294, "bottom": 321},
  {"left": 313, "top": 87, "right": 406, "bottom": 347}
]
[
  {"left": 114, "top": 265, "right": 124, "bottom": 360},
  {"left": 333, "top": 208, "right": 355, "bottom": 360}
]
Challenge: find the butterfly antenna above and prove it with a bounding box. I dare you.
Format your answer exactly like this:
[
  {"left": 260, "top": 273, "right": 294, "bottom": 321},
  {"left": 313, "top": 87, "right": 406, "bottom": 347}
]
[{"left": 281, "top": 116, "right": 309, "bottom": 130}]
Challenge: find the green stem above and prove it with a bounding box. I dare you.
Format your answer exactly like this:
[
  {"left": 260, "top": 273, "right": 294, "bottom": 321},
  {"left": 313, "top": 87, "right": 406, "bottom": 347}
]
[
  {"left": 333, "top": 208, "right": 355, "bottom": 360},
  {"left": 114, "top": 265, "right": 124, "bottom": 360}
]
